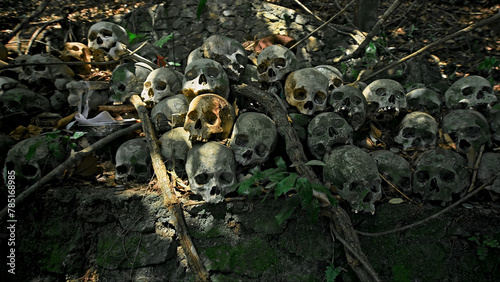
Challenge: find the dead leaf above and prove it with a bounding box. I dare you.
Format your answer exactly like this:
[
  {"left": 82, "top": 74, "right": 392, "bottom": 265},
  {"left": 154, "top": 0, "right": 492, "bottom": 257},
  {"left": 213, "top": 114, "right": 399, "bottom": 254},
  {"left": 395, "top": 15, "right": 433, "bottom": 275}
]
[
  {"left": 9, "top": 124, "right": 42, "bottom": 140},
  {"left": 389, "top": 198, "right": 404, "bottom": 204},
  {"left": 370, "top": 123, "right": 382, "bottom": 138},
  {"left": 57, "top": 112, "right": 77, "bottom": 129}
]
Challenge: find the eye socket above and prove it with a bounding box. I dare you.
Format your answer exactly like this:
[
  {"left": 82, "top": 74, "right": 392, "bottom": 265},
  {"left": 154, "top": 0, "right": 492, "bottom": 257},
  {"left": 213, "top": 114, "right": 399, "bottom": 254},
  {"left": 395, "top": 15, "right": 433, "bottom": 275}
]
[
  {"left": 314, "top": 92, "right": 326, "bottom": 104},
  {"left": 219, "top": 172, "right": 234, "bottom": 185},
  {"left": 312, "top": 125, "right": 325, "bottom": 136},
  {"left": 395, "top": 91, "right": 405, "bottom": 98},
  {"left": 257, "top": 63, "right": 268, "bottom": 74},
  {"left": 234, "top": 134, "right": 249, "bottom": 146},
  {"left": 134, "top": 164, "right": 148, "bottom": 174},
  {"left": 402, "top": 127, "right": 416, "bottom": 138},
  {"left": 333, "top": 78, "right": 343, "bottom": 88},
  {"left": 101, "top": 29, "right": 113, "bottom": 37},
  {"left": 462, "top": 86, "right": 473, "bottom": 96},
  {"left": 195, "top": 173, "right": 210, "bottom": 185},
  {"left": 465, "top": 126, "right": 480, "bottom": 137},
  {"left": 206, "top": 67, "right": 220, "bottom": 78},
  {"left": 481, "top": 86, "right": 493, "bottom": 94},
  {"left": 236, "top": 53, "right": 246, "bottom": 65},
  {"left": 415, "top": 170, "right": 430, "bottom": 183},
  {"left": 255, "top": 143, "right": 268, "bottom": 157},
  {"left": 293, "top": 89, "right": 308, "bottom": 100},
  {"left": 34, "top": 65, "right": 46, "bottom": 72},
  {"left": 351, "top": 96, "right": 362, "bottom": 105},
  {"left": 155, "top": 80, "right": 167, "bottom": 91},
  {"left": 331, "top": 91, "right": 344, "bottom": 101},
  {"left": 144, "top": 81, "right": 152, "bottom": 88},
  {"left": 274, "top": 58, "right": 287, "bottom": 68},
  {"left": 440, "top": 169, "right": 455, "bottom": 183},
  {"left": 186, "top": 70, "right": 198, "bottom": 80},
  {"left": 422, "top": 131, "right": 435, "bottom": 141},
  {"left": 332, "top": 119, "right": 345, "bottom": 128},
  {"left": 204, "top": 111, "right": 218, "bottom": 125},
  {"left": 375, "top": 88, "right": 387, "bottom": 96},
  {"left": 187, "top": 110, "right": 198, "bottom": 121},
  {"left": 88, "top": 32, "right": 97, "bottom": 41}
]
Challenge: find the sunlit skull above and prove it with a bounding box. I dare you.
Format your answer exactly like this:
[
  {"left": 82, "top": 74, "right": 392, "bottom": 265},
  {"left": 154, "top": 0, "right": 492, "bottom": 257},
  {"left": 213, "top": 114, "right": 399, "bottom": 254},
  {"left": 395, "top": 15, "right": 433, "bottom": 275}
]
[
  {"left": 182, "top": 59, "right": 230, "bottom": 102},
  {"left": 328, "top": 85, "right": 367, "bottom": 130},
  {"left": 159, "top": 127, "right": 192, "bottom": 178},
  {"left": 183, "top": 94, "right": 235, "bottom": 142},
  {"left": 490, "top": 105, "right": 500, "bottom": 141},
  {"left": 186, "top": 141, "right": 236, "bottom": 203},
  {"left": 0, "top": 88, "right": 50, "bottom": 118},
  {"left": 115, "top": 138, "right": 152, "bottom": 183},
  {"left": 413, "top": 148, "right": 470, "bottom": 203},
  {"left": 370, "top": 150, "right": 411, "bottom": 194},
  {"left": 3, "top": 135, "right": 66, "bottom": 187},
  {"left": 442, "top": 109, "right": 491, "bottom": 154},
  {"left": 141, "top": 67, "right": 184, "bottom": 104},
  {"left": 201, "top": 35, "right": 247, "bottom": 81},
  {"left": 323, "top": 145, "right": 382, "bottom": 213},
  {"left": 314, "top": 65, "right": 343, "bottom": 92},
  {"left": 229, "top": 112, "right": 278, "bottom": 166},
  {"left": 444, "top": 75, "right": 497, "bottom": 112},
  {"left": 18, "top": 54, "right": 74, "bottom": 92},
  {"left": 362, "top": 79, "right": 406, "bottom": 122},
  {"left": 406, "top": 88, "right": 442, "bottom": 115},
  {"left": 394, "top": 111, "right": 438, "bottom": 150},
  {"left": 59, "top": 42, "right": 92, "bottom": 75},
  {"left": 477, "top": 152, "right": 500, "bottom": 194},
  {"left": 0, "top": 76, "right": 25, "bottom": 94},
  {"left": 110, "top": 62, "right": 153, "bottom": 103},
  {"left": 88, "top": 21, "right": 129, "bottom": 60},
  {"left": 284, "top": 68, "right": 329, "bottom": 115},
  {"left": 257, "top": 45, "right": 298, "bottom": 83},
  {"left": 307, "top": 112, "right": 353, "bottom": 160},
  {"left": 151, "top": 94, "right": 189, "bottom": 134}
]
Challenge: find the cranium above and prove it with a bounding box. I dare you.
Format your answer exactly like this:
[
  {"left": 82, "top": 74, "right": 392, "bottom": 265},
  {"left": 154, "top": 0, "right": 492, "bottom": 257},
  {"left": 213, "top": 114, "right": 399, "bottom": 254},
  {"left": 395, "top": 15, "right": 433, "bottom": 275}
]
[
  {"left": 87, "top": 21, "right": 129, "bottom": 60},
  {"left": 186, "top": 141, "right": 236, "bottom": 203},
  {"left": 394, "top": 111, "right": 438, "bottom": 150},
  {"left": 182, "top": 58, "right": 230, "bottom": 102},
  {"left": 257, "top": 45, "right": 298, "bottom": 83},
  {"left": 159, "top": 127, "right": 192, "bottom": 178},
  {"left": 444, "top": 75, "right": 497, "bottom": 112},
  {"left": 229, "top": 112, "right": 278, "bottom": 166},
  {"left": 328, "top": 85, "right": 368, "bottom": 130},
  {"left": 307, "top": 112, "right": 353, "bottom": 160},
  {"left": 490, "top": 105, "right": 500, "bottom": 142},
  {"left": 151, "top": 94, "right": 189, "bottom": 134},
  {"left": 110, "top": 62, "right": 153, "bottom": 103},
  {"left": 323, "top": 145, "right": 382, "bottom": 213},
  {"left": 183, "top": 93, "right": 235, "bottom": 142},
  {"left": 141, "top": 67, "right": 184, "bottom": 104},
  {"left": 413, "top": 148, "right": 470, "bottom": 203},
  {"left": 115, "top": 138, "right": 152, "bottom": 183},
  {"left": 0, "top": 76, "right": 25, "bottom": 94},
  {"left": 0, "top": 88, "right": 50, "bottom": 118},
  {"left": 284, "top": 68, "right": 329, "bottom": 115},
  {"left": 59, "top": 42, "right": 92, "bottom": 75},
  {"left": 314, "top": 65, "right": 343, "bottom": 92},
  {"left": 406, "top": 88, "right": 442, "bottom": 115},
  {"left": 201, "top": 35, "right": 247, "bottom": 81},
  {"left": 18, "top": 54, "right": 74, "bottom": 93},
  {"left": 442, "top": 109, "right": 491, "bottom": 154},
  {"left": 362, "top": 79, "right": 407, "bottom": 122},
  {"left": 477, "top": 152, "right": 500, "bottom": 193},
  {"left": 370, "top": 150, "right": 411, "bottom": 194}
]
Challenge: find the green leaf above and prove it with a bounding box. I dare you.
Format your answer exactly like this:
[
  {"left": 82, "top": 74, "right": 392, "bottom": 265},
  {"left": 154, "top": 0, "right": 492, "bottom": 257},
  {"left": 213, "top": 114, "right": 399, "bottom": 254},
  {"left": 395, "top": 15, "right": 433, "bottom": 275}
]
[
  {"left": 70, "top": 131, "right": 86, "bottom": 139},
  {"left": 196, "top": 0, "right": 208, "bottom": 20},
  {"left": 275, "top": 195, "right": 301, "bottom": 225},
  {"left": 275, "top": 173, "right": 298, "bottom": 199},
  {"left": 26, "top": 140, "right": 43, "bottom": 161},
  {"left": 48, "top": 142, "right": 62, "bottom": 159},
  {"left": 297, "top": 178, "right": 313, "bottom": 204},
  {"left": 274, "top": 156, "right": 287, "bottom": 170},
  {"left": 326, "top": 264, "right": 341, "bottom": 282},
  {"left": 311, "top": 183, "right": 337, "bottom": 206},
  {"left": 127, "top": 31, "right": 149, "bottom": 46},
  {"left": 303, "top": 197, "right": 320, "bottom": 223},
  {"left": 268, "top": 171, "right": 290, "bottom": 182},
  {"left": 154, "top": 34, "right": 174, "bottom": 48},
  {"left": 236, "top": 176, "right": 256, "bottom": 195}
]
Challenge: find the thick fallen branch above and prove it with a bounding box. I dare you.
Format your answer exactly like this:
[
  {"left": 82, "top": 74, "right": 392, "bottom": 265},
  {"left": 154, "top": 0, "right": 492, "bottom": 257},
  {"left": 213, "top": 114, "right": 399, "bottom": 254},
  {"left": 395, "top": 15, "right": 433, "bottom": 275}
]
[
  {"left": 129, "top": 95, "right": 209, "bottom": 282},
  {"left": 232, "top": 84, "right": 380, "bottom": 282}
]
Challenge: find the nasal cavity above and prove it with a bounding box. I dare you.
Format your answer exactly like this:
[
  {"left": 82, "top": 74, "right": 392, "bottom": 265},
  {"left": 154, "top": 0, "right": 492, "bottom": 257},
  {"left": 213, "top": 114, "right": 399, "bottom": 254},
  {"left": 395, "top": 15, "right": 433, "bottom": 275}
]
[
  {"left": 195, "top": 119, "right": 202, "bottom": 129},
  {"left": 210, "top": 186, "right": 220, "bottom": 196},
  {"left": 199, "top": 74, "right": 208, "bottom": 84},
  {"left": 388, "top": 95, "right": 395, "bottom": 104}
]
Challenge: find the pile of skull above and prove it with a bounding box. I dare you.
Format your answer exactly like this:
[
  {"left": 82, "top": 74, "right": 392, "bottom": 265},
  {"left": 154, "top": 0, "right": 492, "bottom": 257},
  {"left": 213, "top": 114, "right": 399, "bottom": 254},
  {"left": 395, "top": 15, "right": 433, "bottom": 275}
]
[{"left": 2, "top": 21, "right": 500, "bottom": 213}]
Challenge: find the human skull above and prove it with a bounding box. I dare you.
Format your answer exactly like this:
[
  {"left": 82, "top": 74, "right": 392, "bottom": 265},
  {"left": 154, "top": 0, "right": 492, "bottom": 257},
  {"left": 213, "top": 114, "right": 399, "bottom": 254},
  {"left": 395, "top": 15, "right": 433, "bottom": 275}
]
[
  {"left": 182, "top": 58, "right": 230, "bottom": 102},
  {"left": 370, "top": 150, "right": 412, "bottom": 194},
  {"left": 0, "top": 76, "right": 25, "bottom": 94},
  {"left": 0, "top": 88, "right": 50, "bottom": 118},
  {"left": 3, "top": 135, "right": 66, "bottom": 187},
  {"left": 141, "top": 67, "right": 184, "bottom": 104},
  {"left": 362, "top": 79, "right": 407, "bottom": 122},
  {"left": 323, "top": 145, "right": 382, "bottom": 213},
  {"left": 444, "top": 75, "right": 497, "bottom": 111},
  {"left": 284, "top": 68, "right": 329, "bottom": 115},
  {"left": 151, "top": 94, "right": 189, "bottom": 134},
  {"left": 257, "top": 45, "right": 298, "bottom": 83},
  {"left": 406, "top": 88, "right": 442, "bottom": 115},
  {"left": 490, "top": 105, "right": 500, "bottom": 141},
  {"left": 159, "top": 127, "right": 192, "bottom": 178},
  {"left": 477, "top": 152, "right": 500, "bottom": 193},
  {"left": 328, "top": 85, "right": 367, "bottom": 130},
  {"left": 394, "top": 111, "right": 438, "bottom": 150},
  {"left": 115, "top": 138, "right": 152, "bottom": 183},
  {"left": 18, "top": 54, "right": 74, "bottom": 92},
  {"left": 183, "top": 94, "right": 235, "bottom": 142},
  {"left": 59, "top": 42, "right": 92, "bottom": 75},
  {"left": 110, "top": 62, "right": 153, "bottom": 103},
  {"left": 307, "top": 112, "right": 353, "bottom": 160},
  {"left": 442, "top": 109, "right": 491, "bottom": 154},
  {"left": 314, "top": 65, "right": 343, "bottom": 92},
  {"left": 88, "top": 21, "right": 129, "bottom": 60},
  {"left": 186, "top": 142, "right": 236, "bottom": 203},
  {"left": 201, "top": 35, "right": 247, "bottom": 81},
  {"left": 413, "top": 148, "right": 470, "bottom": 203},
  {"left": 229, "top": 112, "right": 278, "bottom": 166}
]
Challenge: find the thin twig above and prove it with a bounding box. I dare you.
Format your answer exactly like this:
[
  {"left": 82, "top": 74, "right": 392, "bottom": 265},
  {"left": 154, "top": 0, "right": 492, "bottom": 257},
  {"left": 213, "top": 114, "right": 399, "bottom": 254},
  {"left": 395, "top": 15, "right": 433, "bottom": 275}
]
[
  {"left": 379, "top": 173, "right": 414, "bottom": 204},
  {"left": 468, "top": 144, "right": 485, "bottom": 192}
]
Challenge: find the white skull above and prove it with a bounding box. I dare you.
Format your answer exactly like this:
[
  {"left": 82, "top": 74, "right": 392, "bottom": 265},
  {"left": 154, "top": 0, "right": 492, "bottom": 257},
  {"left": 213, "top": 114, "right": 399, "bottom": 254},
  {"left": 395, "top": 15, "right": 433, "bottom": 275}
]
[
  {"left": 183, "top": 94, "right": 235, "bottom": 142},
  {"left": 141, "top": 68, "right": 184, "bottom": 104},
  {"left": 115, "top": 138, "right": 152, "bottom": 183},
  {"left": 110, "top": 62, "right": 153, "bottom": 103},
  {"left": 257, "top": 45, "right": 298, "bottom": 83},
  {"left": 159, "top": 127, "right": 192, "bottom": 178},
  {"left": 314, "top": 65, "right": 343, "bottom": 92},
  {"left": 406, "top": 88, "right": 442, "bottom": 115},
  {"left": 186, "top": 141, "right": 236, "bottom": 203},
  {"left": 444, "top": 75, "right": 497, "bottom": 111},
  {"left": 229, "top": 112, "right": 278, "bottom": 166},
  {"left": 323, "top": 145, "right": 382, "bottom": 213},
  {"left": 201, "top": 35, "right": 247, "bottom": 81},
  {"left": 328, "top": 85, "right": 367, "bottom": 130},
  {"left": 362, "top": 79, "right": 407, "bottom": 122},
  {"left": 59, "top": 42, "right": 92, "bottom": 75},
  {"left": 442, "top": 109, "right": 491, "bottom": 154},
  {"left": 3, "top": 135, "right": 66, "bottom": 187},
  {"left": 394, "top": 111, "right": 438, "bottom": 150},
  {"left": 0, "top": 88, "right": 50, "bottom": 118},
  {"left": 182, "top": 59, "right": 230, "bottom": 102},
  {"left": 413, "top": 148, "right": 470, "bottom": 203},
  {"left": 284, "top": 68, "right": 329, "bottom": 115},
  {"left": 88, "top": 21, "right": 129, "bottom": 60},
  {"left": 477, "top": 152, "right": 500, "bottom": 194},
  {"left": 307, "top": 112, "right": 353, "bottom": 160},
  {"left": 370, "top": 150, "right": 412, "bottom": 194},
  {"left": 18, "top": 54, "right": 74, "bottom": 92},
  {"left": 151, "top": 94, "right": 189, "bottom": 134}
]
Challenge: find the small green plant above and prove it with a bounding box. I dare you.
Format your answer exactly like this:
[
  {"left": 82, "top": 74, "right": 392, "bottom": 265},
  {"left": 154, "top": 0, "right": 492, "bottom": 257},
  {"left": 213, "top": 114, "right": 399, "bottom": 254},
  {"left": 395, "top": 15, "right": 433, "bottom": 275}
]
[
  {"left": 325, "top": 263, "right": 341, "bottom": 282},
  {"left": 468, "top": 234, "right": 500, "bottom": 260},
  {"left": 196, "top": 0, "right": 208, "bottom": 20}
]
